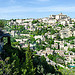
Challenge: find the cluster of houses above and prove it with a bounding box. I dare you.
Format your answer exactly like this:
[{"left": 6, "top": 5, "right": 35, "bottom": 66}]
[
  {"left": 1, "top": 13, "right": 75, "bottom": 67},
  {"left": 37, "top": 47, "right": 75, "bottom": 66},
  {"left": 8, "top": 13, "right": 74, "bottom": 31},
  {"left": 41, "top": 13, "right": 71, "bottom": 26},
  {"left": 8, "top": 13, "right": 72, "bottom": 25}
]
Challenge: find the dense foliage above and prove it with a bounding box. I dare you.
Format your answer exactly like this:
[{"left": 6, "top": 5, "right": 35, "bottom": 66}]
[
  {"left": 0, "top": 20, "right": 6, "bottom": 28},
  {"left": 0, "top": 43, "right": 61, "bottom": 75},
  {"left": 48, "top": 53, "right": 65, "bottom": 64},
  {"left": 32, "top": 20, "right": 39, "bottom": 24},
  {"left": 68, "top": 48, "right": 75, "bottom": 52}
]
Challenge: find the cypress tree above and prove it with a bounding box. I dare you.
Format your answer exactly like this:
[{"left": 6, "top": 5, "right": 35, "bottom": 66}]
[{"left": 25, "top": 43, "right": 35, "bottom": 75}]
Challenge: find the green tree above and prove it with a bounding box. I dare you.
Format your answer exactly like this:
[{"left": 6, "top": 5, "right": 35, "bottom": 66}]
[
  {"left": 22, "top": 43, "right": 35, "bottom": 75},
  {"left": 0, "top": 57, "right": 19, "bottom": 75},
  {"left": 73, "top": 25, "right": 75, "bottom": 28},
  {"left": 32, "top": 20, "right": 39, "bottom": 24},
  {"left": 56, "top": 34, "right": 61, "bottom": 40},
  {"left": 11, "top": 54, "right": 20, "bottom": 75},
  {"left": 0, "top": 57, "right": 11, "bottom": 75},
  {"left": 0, "top": 20, "right": 4, "bottom": 28},
  {"left": 50, "top": 28, "right": 56, "bottom": 34}
]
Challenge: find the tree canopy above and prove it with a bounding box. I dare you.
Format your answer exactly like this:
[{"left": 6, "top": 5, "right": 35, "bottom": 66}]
[{"left": 0, "top": 20, "right": 5, "bottom": 28}]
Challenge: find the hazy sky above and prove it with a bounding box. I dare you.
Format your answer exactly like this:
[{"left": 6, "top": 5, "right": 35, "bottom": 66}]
[{"left": 0, "top": 0, "right": 75, "bottom": 19}]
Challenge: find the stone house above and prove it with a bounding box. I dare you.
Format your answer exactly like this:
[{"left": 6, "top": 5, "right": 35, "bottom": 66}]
[
  {"left": 58, "top": 20, "right": 67, "bottom": 26},
  {"left": 10, "top": 30, "right": 17, "bottom": 37},
  {"left": 34, "top": 35, "right": 45, "bottom": 41},
  {"left": 65, "top": 55, "right": 75, "bottom": 64},
  {"left": 60, "top": 43, "right": 64, "bottom": 50},
  {"left": 51, "top": 43, "right": 59, "bottom": 49},
  {"left": 42, "top": 17, "right": 49, "bottom": 23},
  {"left": 48, "top": 19, "right": 57, "bottom": 24},
  {"left": 73, "top": 31, "right": 75, "bottom": 36},
  {"left": 55, "top": 13, "right": 68, "bottom": 20},
  {"left": 24, "top": 18, "right": 34, "bottom": 22},
  {"left": 64, "top": 46, "right": 68, "bottom": 51},
  {"left": 55, "top": 27, "right": 61, "bottom": 31},
  {"left": 52, "top": 33, "right": 58, "bottom": 39},
  {"left": 46, "top": 48, "right": 50, "bottom": 51},
  {"left": 68, "top": 24, "right": 74, "bottom": 27}
]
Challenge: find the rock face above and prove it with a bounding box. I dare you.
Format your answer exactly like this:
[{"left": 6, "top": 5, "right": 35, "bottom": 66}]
[
  {"left": 0, "top": 29, "right": 11, "bottom": 53},
  {"left": 0, "top": 30, "right": 4, "bottom": 53}
]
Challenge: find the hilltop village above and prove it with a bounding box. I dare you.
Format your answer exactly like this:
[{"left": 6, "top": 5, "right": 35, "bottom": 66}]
[{"left": 1, "top": 13, "right": 75, "bottom": 71}]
